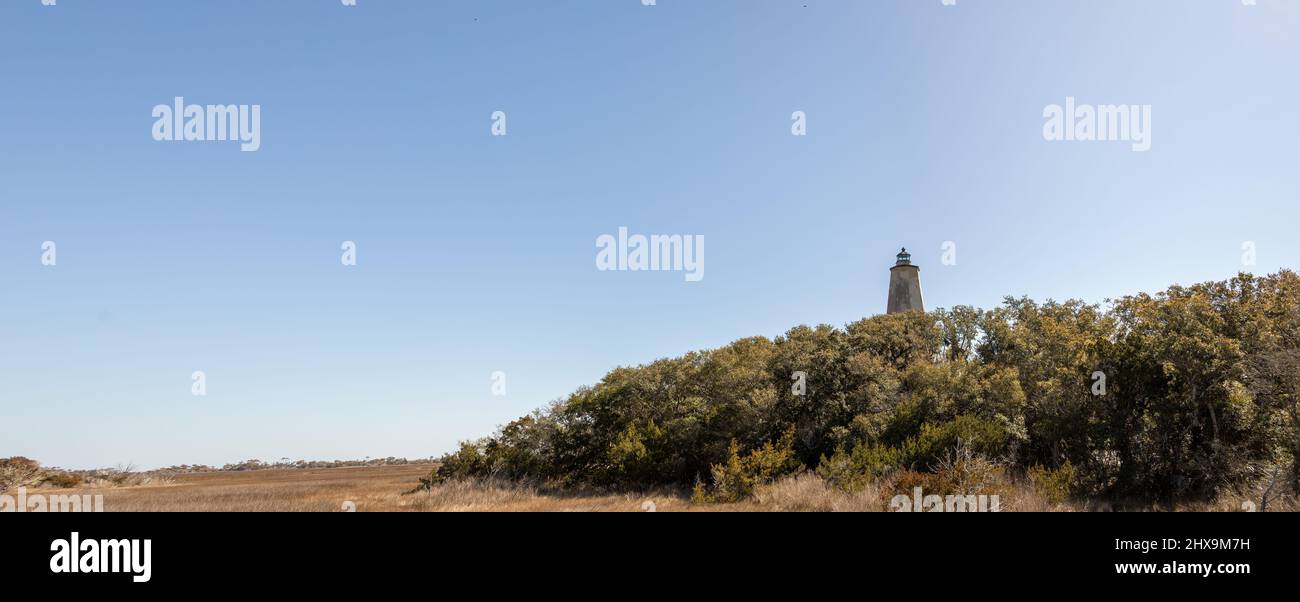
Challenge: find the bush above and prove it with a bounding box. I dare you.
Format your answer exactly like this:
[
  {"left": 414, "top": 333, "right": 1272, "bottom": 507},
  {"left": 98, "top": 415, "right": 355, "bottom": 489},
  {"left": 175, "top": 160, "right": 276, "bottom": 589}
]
[
  {"left": 899, "top": 415, "right": 1009, "bottom": 470},
  {"left": 604, "top": 420, "right": 668, "bottom": 485},
  {"left": 890, "top": 470, "right": 957, "bottom": 498},
  {"left": 816, "top": 443, "right": 903, "bottom": 493},
  {"left": 41, "top": 472, "right": 84, "bottom": 489},
  {"left": 887, "top": 452, "right": 1006, "bottom": 502},
  {"left": 0, "top": 457, "right": 45, "bottom": 492},
  {"left": 423, "top": 441, "right": 494, "bottom": 486},
  {"left": 694, "top": 428, "right": 800, "bottom": 503},
  {"left": 1028, "top": 461, "right": 1077, "bottom": 505}
]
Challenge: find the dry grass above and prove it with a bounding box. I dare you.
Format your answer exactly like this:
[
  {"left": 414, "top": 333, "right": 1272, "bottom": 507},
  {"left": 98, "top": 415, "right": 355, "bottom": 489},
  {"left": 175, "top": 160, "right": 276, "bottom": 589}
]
[
  {"left": 29, "top": 464, "right": 1295, "bottom": 512},
  {"left": 404, "top": 479, "right": 693, "bottom": 512},
  {"left": 408, "top": 474, "right": 881, "bottom": 512},
  {"left": 44, "top": 465, "right": 435, "bottom": 512},
  {"left": 45, "top": 465, "right": 700, "bottom": 512},
  {"left": 34, "top": 465, "right": 842, "bottom": 512},
  {"left": 743, "top": 473, "right": 885, "bottom": 511}
]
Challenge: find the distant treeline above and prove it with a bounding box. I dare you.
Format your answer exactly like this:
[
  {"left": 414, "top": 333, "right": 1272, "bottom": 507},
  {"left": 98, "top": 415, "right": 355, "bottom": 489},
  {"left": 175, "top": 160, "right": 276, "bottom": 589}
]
[
  {"left": 0, "top": 457, "right": 167, "bottom": 491},
  {"left": 429, "top": 272, "right": 1300, "bottom": 506},
  {"left": 163, "top": 457, "right": 437, "bottom": 473},
  {"left": 1, "top": 456, "right": 437, "bottom": 492}
]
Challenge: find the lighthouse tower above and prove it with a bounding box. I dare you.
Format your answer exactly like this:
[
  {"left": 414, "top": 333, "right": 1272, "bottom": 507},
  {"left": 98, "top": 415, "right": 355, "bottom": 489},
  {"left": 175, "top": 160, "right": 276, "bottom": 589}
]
[{"left": 887, "top": 248, "right": 925, "bottom": 314}]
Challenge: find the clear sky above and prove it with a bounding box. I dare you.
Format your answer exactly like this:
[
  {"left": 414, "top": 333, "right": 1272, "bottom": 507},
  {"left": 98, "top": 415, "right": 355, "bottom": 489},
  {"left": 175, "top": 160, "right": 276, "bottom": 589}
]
[{"left": 2, "top": 1, "right": 1297, "bottom": 469}]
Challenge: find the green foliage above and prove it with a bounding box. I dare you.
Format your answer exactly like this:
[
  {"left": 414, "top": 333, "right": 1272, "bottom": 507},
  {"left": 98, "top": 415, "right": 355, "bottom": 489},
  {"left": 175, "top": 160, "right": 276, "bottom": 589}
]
[
  {"left": 899, "top": 415, "right": 1009, "bottom": 470},
  {"left": 426, "top": 441, "right": 494, "bottom": 485},
  {"left": 694, "top": 428, "right": 801, "bottom": 503},
  {"left": 605, "top": 420, "right": 669, "bottom": 485},
  {"left": 429, "top": 271, "right": 1300, "bottom": 504},
  {"left": 1028, "top": 461, "right": 1077, "bottom": 505},
  {"left": 817, "top": 443, "right": 903, "bottom": 493}
]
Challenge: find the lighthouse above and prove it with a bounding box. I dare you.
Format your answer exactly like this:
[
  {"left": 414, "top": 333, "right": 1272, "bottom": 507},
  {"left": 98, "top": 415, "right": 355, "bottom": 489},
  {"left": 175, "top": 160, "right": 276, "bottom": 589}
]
[{"left": 887, "top": 248, "right": 925, "bottom": 314}]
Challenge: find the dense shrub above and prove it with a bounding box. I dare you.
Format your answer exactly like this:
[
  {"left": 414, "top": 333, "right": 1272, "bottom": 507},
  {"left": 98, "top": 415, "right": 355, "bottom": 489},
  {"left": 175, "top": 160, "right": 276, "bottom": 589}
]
[
  {"left": 816, "top": 443, "right": 903, "bottom": 493},
  {"left": 428, "top": 272, "right": 1300, "bottom": 505},
  {"left": 40, "top": 472, "right": 84, "bottom": 489},
  {"left": 693, "top": 428, "right": 801, "bottom": 503},
  {"left": 898, "top": 415, "right": 1009, "bottom": 470},
  {"left": 0, "top": 457, "right": 45, "bottom": 492},
  {"left": 0, "top": 457, "right": 88, "bottom": 491},
  {"left": 1028, "top": 461, "right": 1077, "bottom": 505}
]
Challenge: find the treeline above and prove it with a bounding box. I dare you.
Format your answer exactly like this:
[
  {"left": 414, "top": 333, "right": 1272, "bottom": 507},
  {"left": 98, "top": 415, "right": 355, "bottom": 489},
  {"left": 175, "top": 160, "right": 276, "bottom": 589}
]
[
  {"left": 163, "top": 457, "right": 437, "bottom": 473},
  {"left": 0, "top": 456, "right": 439, "bottom": 492},
  {"left": 431, "top": 272, "right": 1300, "bottom": 506},
  {"left": 0, "top": 457, "right": 166, "bottom": 491}
]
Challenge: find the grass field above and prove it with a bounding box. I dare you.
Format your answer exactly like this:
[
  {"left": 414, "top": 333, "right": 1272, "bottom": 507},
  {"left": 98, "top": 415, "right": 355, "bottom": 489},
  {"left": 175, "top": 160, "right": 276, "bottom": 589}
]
[
  {"left": 27, "top": 464, "right": 1288, "bottom": 512},
  {"left": 36, "top": 465, "right": 694, "bottom": 512},
  {"left": 34, "top": 465, "right": 891, "bottom": 512}
]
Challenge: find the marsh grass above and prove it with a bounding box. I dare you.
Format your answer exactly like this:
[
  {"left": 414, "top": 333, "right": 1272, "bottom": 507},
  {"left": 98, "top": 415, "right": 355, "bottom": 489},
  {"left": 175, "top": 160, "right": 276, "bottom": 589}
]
[{"left": 26, "top": 464, "right": 1295, "bottom": 512}]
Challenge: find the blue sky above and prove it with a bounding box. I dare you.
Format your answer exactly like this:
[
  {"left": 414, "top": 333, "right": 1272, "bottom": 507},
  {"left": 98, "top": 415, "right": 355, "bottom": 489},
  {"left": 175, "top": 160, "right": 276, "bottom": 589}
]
[{"left": 1, "top": 0, "right": 1297, "bottom": 469}]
